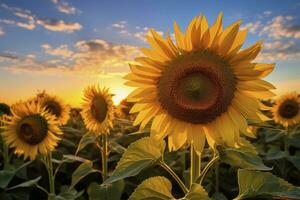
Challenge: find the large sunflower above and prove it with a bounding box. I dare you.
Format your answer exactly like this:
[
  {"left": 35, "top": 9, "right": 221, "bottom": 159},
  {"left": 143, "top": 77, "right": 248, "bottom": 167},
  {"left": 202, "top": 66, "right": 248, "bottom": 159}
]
[
  {"left": 81, "top": 85, "right": 114, "bottom": 134},
  {"left": 272, "top": 92, "right": 300, "bottom": 127},
  {"left": 38, "top": 94, "right": 70, "bottom": 125},
  {"left": 124, "top": 13, "right": 275, "bottom": 153},
  {"left": 1, "top": 101, "right": 63, "bottom": 160}
]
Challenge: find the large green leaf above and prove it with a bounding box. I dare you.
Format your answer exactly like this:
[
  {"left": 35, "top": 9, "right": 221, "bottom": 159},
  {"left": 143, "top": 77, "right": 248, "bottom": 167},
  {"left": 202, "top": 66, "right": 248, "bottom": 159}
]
[
  {"left": 234, "top": 169, "right": 300, "bottom": 200},
  {"left": 0, "top": 161, "right": 32, "bottom": 189},
  {"left": 219, "top": 139, "right": 271, "bottom": 171},
  {"left": 70, "top": 161, "right": 98, "bottom": 189},
  {"left": 54, "top": 186, "right": 84, "bottom": 200},
  {"left": 6, "top": 176, "right": 41, "bottom": 190},
  {"left": 76, "top": 131, "right": 98, "bottom": 155},
  {"left": 182, "top": 183, "right": 211, "bottom": 200},
  {"left": 105, "top": 137, "right": 165, "bottom": 184},
  {"left": 128, "top": 176, "right": 173, "bottom": 200},
  {"left": 87, "top": 180, "right": 125, "bottom": 200}
]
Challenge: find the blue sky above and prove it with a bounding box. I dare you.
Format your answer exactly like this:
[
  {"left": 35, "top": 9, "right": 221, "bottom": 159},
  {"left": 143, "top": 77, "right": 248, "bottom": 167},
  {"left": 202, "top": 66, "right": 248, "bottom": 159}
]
[{"left": 0, "top": 0, "right": 300, "bottom": 105}]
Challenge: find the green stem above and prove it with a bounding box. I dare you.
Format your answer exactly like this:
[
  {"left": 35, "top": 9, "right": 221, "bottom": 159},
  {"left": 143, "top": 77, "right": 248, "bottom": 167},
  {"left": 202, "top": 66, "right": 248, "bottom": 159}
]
[
  {"left": 44, "top": 153, "right": 55, "bottom": 200},
  {"left": 195, "top": 154, "right": 220, "bottom": 184},
  {"left": 283, "top": 126, "right": 290, "bottom": 179},
  {"left": 159, "top": 159, "right": 188, "bottom": 194},
  {"left": 0, "top": 120, "right": 9, "bottom": 167},
  {"left": 190, "top": 144, "right": 201, "bottom": 186},
  {"left": 101, "top": 134, "right": 108, "bottom": 181},
  {"left": 214, "top": 161, "right": 220, "bottom": 193}
]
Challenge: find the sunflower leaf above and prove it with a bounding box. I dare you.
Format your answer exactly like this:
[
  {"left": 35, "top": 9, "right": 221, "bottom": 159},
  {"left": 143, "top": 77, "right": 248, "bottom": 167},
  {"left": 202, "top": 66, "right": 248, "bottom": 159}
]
[
  {"left": 75, "top": 131, "right": 98, "bottom": 155},
  {"left": 6, "top": 176, "right": 41, "bottom": 190},
  {"left": 183, "top": 183, "right": 211, "bottom": 200},
  {"left": 70, "top": 161, "right": 99, "bottom": 189},
  {"left": 234, "top": 169, "right": 300, "bottom": 200},
  {"left": 218, "top": 139, "right": 271, "bottom": 171},
  {"left": 128, "top": 176, "right": 173, "bottom": 200},
  {"left": 105, "top": 137, "right": 165, "bottom": 184},
  {"left": 87, "top": 180, "right": 125, "bottom": 200}
]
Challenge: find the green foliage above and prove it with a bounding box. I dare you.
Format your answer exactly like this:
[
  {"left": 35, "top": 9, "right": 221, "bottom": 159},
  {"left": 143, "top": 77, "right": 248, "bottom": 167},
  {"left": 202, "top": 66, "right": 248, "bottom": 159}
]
[
  {"left": 235, "top": 169, "right": 300, "bottom": 199},
  {"left": 105, "top": 137, "right": 165, "bottom": 184},
  {"left": 87, "top": 180, "right": 125, "bottom": 200},
  {"left": 70, "top": 161, "right": 99, "bottom": 189},
  {"left": 128, "top": 176, "right": 173, "bottom": 200}
]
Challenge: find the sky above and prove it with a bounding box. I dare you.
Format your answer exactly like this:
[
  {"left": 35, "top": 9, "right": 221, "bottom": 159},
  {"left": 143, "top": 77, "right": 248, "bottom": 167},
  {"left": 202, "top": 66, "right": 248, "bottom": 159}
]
[{"left": 0, "top": 0, "right": 300, "bottom": 106}]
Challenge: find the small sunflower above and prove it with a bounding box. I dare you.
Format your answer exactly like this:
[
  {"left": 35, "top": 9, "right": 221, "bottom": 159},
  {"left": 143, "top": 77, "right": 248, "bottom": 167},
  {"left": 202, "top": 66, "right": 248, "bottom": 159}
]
[
  {"left": 81, "top": 85, "right": 114, "bottom": 134},
  {"left": 38, "top": 94, "right": 70, "bottom": 125},
  {"left": 272, "top": 92, "right": 300, "bottom": 127},
  {"left": 125, "top": 13, "right": 275, "bottom": 153},
  {"left": 1, "top": 100, "right": 63, "bottom": 160}
]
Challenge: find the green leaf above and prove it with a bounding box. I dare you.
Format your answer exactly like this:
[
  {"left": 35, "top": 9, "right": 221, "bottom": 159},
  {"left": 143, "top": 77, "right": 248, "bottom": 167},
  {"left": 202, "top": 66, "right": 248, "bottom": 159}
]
[
  {"left": 265, "top": 146, "right": 287, "bottom": 160},
  {"left": 87, "top": 180, "right": 125, "bottom": 200},
  {"left": 219, "top": 139, "right": 271, "bottom": 171},
  {"left": 0, "top": 170, "right": 15, "bottom": 189},
  {"left": 0, "top": 161, "right": 33, "bottom": 189},
  {"left": 54, "top": 187, "right": 84, "bottom": 200},
  {"left": 76, "top": 131, "right": 98, "bottom": 155},
  {"left": 183, "top": 183, "right": 211, "bottom": 200},
  {"left": 105, "top": 137, "right": 165, "bottom": 184},
  {"left": 70, "top": 161, "right": 98, "bottom": 189},
  {"left": 235, "top": 169, "right": 300, "bottom": 200},
  {"left": 128, "top": 176, "right": 173, "bottom": 200},
  {"left": 6, "top": 176, "right": 41, "bottom": 190}
]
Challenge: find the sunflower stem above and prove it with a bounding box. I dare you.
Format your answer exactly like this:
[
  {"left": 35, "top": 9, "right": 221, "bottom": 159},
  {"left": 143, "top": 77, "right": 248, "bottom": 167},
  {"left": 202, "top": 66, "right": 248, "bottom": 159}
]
[
  {"left": 283, "top": 126, "right": 290, "bottom": 179},
  {"left": 215, "top": 161, "right": 220, "bottom": 193},
  {"left": 190, "top": 144, "right": 201, "bottom": 186},
  {"left": 45, "top": 153, "right": 55, "bottom": 200},
  {"left": 101, "top": 134, "right": 108, "bottom": 181},
  {"left": 159, "top": 159, "right": 188, "bottom": 194}
]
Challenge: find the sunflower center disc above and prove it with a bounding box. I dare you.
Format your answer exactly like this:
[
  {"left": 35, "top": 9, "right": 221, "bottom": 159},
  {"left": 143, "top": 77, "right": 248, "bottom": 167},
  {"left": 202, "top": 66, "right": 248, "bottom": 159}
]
[
  {"left": 45, "top": 100, "right": 62, "bottom": 117},
  {"left": 17, "top": 115, "right": 48, "bottom": 145},
  {"left": 279, "top": 100, "right": 299, "bottom": 119},
  {"left": 158, "top": 51, "right": 236, "bottom": 124},
  {"left": 91, "top": 95, "right": 108, "bottom": 123}
]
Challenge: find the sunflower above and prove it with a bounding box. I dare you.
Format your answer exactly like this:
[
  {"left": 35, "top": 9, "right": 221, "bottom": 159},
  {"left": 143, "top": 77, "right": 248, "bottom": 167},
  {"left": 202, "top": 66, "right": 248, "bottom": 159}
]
[
  {"left": 1, "top": 100, "right": 63, "bottom": 160},
  {"left": 38, "top": 94, "right": 70, "bottom": 125},
  {"left": 124, "top": 13, "right": 275, "bottom": 153},
  {"left": 81, "top": 85, "right": 114, "bottom": 134},
  {"left": 272, "top": 92, "right": 300, "bottom": 127}
]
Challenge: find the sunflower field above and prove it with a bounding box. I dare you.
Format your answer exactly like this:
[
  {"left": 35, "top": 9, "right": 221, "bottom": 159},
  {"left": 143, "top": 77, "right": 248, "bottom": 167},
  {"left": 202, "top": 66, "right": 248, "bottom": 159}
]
[{"left": 1, "top": 13, "right": 300, "bottom": 200}]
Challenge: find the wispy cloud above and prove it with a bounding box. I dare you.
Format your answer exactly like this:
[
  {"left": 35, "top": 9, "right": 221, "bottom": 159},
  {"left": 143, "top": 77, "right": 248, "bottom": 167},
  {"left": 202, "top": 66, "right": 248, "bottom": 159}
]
[
  {"left": 0, "top": 27, "right": 4, "bottom": 36},
  {"left": 0, "top": 39, "right": 141, "bottom": 75},
  {"left": 50, "top": 0, "right": 80, "bottom": 15},
  {"left": 0, "top": 3, "right": 82, "bottom": 32}
]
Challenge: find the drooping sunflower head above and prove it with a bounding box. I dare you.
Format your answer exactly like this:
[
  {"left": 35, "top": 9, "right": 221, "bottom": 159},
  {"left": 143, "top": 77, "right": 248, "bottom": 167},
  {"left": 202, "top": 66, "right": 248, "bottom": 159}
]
[
  {"left": 38, "top": 94, "right": 70, "bottom": 126},
  {"left": 272, "top": 92, "right": 300, "bottom": 127},
  {"left": 0, "top": 103, "right": 11, "bottom": 116},
  {"left": 1, "top": 100, "right": 63, "bottom": 160},
  {"left": 125, "top": 13, "right": 275, "bottom": 153},
  {"left": 81, "top": 85, "right": 114, "bottom": 134}
]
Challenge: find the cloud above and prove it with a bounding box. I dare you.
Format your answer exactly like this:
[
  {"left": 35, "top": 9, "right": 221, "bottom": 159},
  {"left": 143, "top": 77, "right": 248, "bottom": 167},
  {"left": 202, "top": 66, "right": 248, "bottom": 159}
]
[
  {"left": 42, "top": 44, "right": 74, "bottom": 58},
  {"left": 51, "top": 0, "right": 79, "bottom": 14},
  {"left": 1, "top": 39, "right": 141, "bottom": 75},
  {"left": 0, "top": 27, "right": 4, "bottom": 36},
  {"left": 257, "top": 40, "right": 300, "bottom": 61},
  {"left": 0, "top": 3, "right": 81, "bottom": 32},
  {"left": 263, "top": 10, "right": 272, "bottom": 16},
  {"left": 37, "top": 18, "right": 82, "bottom": 32},
  {"left": 241, "top": 21, "right": 262, "bottom": 34},
  {"left": 259, "top": 16, "right": 300, "bottom": 39},
  {"left": 111, "top": 21, "right": 127, "bottom": 29}
]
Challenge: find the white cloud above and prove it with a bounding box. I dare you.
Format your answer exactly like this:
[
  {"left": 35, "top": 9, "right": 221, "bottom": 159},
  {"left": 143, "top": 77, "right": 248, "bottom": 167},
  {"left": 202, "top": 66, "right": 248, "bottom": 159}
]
[
  {"left": 42, "top": 44, "right": 74, "bottom": 58},
  {"left": 241, "top": 21, "right": 262, "bottom": 34},
  {"left": 50, "top": 0, "right": 79, "bottom": 14},
  {"left": 0, "top": 27, "right": 4, "bottom": 36},
  {"left": 0, "top": 3, "right": 82, "bottom": 32}
]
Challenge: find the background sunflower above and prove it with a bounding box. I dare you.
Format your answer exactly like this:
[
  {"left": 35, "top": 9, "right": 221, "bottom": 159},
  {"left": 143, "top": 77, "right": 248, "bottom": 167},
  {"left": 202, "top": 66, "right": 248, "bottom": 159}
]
[
  {"left": 38, "top": 93, "right": 70, "bottom": 126},
  {"left": 1, "top": 100, "right": 63, "bottom": 160},
  {"left": 272, "top": 92, "right": 300, "bottom": 127},
  {"left": 125, "top": 13, "right": 275, "bottom": 153},
  {"left": 81, "top": 85, "right": 114, "bottom": 134}
]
